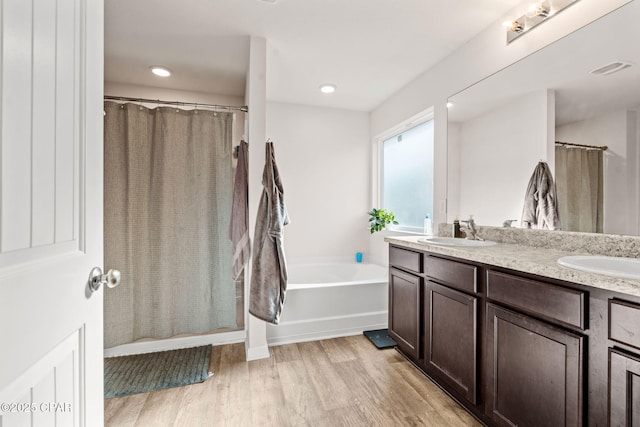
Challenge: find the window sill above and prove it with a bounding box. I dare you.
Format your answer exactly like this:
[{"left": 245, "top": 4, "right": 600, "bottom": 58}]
[{"left": 385, "top": 226, "right": 424, "bottom": 235}]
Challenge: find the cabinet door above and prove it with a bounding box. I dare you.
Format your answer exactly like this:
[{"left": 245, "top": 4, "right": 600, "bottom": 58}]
[
  {"left": 610, "top": 349, "right": 640, "bottom": 427},
  {"left": 425, "top": 281, "right": 477, "bottom": 403},
  {"left": 486, "top": 304, "right": 584, "bottom": 427},
  {"left": 388, "top": 267, "right": 421, "bottom": 360}
]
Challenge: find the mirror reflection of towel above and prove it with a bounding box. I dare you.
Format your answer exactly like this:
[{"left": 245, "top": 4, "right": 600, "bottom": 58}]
[{"left": 521, "top": 161, "right": 561, "bottom": 230}]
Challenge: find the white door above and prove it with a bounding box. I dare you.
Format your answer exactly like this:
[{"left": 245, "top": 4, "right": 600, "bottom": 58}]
[{"left": 0, "top": 0, "right": 104, "bottom": 426}]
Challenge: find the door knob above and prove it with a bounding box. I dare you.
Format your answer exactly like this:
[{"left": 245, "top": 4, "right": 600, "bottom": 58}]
[{"left": 88, "top": 267, "right": 121, "bottom": 293}]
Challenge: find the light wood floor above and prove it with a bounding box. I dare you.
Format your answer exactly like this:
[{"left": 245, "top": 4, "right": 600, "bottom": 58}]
[{"left": 104, "top": 335, "right": 481, "bottom": 427}]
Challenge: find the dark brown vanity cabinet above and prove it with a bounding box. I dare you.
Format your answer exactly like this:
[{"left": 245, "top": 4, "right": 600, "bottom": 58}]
[
  {"left": 423, "top": 256, "right": 479, "bottom": 405},
  {"left": 609, "top": 299, "right": 640, "bottom": 426},
  {"left": 387, "top": 244, "right": 599, "bottom": 426},
  {"left": 486, "top": 304, "right": 584, "bottom": 427},
  {"left": 485, "top": 270, "right": 586, "bottom": 427},
  {"left": 609, "top": 349, "right": 640, "bottom": 426},
  {"left": 388, "top": 267, "right": 421, "bottom": 360},
  {"left": 424, "top": 280, "right": 478, "bottom": 403},
  {"left": 388, "top": 246, "right": 423, "bottom": 361}
]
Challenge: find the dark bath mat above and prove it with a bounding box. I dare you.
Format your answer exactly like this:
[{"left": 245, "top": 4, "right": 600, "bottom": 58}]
[
  {"left": 104, "top": 345, "right": 212, "bottom": 398},
  {"left": 363, "top": 329, "right": 397, "bottom": 349}
]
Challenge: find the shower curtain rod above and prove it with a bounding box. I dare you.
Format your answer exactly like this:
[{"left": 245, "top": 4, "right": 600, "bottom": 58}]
[
  {"left": 555, "top": 140, "right": 608, "bottom": 151},
  {"left": 104, "top": 95, "right": 248, "bottom": 113}
]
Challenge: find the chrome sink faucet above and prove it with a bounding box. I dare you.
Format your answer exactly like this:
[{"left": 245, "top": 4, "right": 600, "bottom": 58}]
[{"left": 459, "top": 217, "right": 484, "bottom": 241}]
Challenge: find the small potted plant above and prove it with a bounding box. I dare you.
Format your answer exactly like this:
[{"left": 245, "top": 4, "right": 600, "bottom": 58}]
[{"left": 368, "top": 208, "right": 399, "bottom": 233}]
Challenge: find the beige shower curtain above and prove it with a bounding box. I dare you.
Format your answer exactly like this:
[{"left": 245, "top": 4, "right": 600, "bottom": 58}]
[
  {"left": 103, "top": 102, "right": 236, "bottom": 348},
  {"left": 555, "top": 145, "right": 604, "bottom": 233}
]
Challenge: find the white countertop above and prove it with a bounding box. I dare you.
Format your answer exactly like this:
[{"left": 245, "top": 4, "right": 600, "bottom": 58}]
[{"left": 385, "top": 235, "right": 640, "bottom": 298}]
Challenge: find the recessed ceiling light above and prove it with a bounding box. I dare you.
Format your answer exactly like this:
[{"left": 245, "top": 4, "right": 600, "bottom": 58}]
[
  {"left": 446, "top": 101, "right": 454, "bottom": 109},
  {"left": 150, "top": 66, "right": 172, "bottom": 77},
  {"left": 320, "top": 84, "right": 336, "bottom": 94}
]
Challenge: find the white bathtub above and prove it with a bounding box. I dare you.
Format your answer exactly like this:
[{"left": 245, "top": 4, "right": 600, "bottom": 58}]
[
  {"left": 287, "top": 261, "right": 388, "bottom": 289},
  {"left": 266, "top": 260, "right": 389, "bottom": 346}
]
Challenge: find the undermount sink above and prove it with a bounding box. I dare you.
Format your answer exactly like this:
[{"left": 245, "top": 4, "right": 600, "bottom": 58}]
[
  {"left": 557, "top": 255, "right": 640, "bottom": 280},
  {"left": 417, "top": 236, "right": 497, "bottom": 248}
]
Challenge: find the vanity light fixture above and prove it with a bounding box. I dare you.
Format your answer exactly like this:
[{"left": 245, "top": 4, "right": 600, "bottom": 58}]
[
  {"left": 502, "top": 20, "right": 523, "bottom": 33},
  {"left": 319, "top": 84, "right": 336, "bottom": 94},
  {"left": 535, "top": 4, "right": 550, "bottom": 17},
  {"left": 509, "top": 20, "right": 524, "bottom": 33},
  {"left": 150, "top": 66, "right": 172, "bottom": 77},
  {"left": 505, "top": 0, "right": 580, "bottom": 44},
  {"left": 527, "top": 2, "right": 550, "bottom": 17}
]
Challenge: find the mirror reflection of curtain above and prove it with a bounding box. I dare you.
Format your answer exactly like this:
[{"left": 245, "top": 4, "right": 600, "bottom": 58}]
[
  {"left": 555, "top": 146, "right": 603, "bottom": 233},
  {"left": 103, "top": 101, "right": 236, "bottom": 348}
]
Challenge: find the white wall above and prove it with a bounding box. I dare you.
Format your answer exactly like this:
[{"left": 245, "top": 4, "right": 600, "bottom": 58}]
[
  {"left": 266, "top": 102, "right": 371, "bottom": 261},
  {"left": 556, "top": 109, "right": 640, "bottom": 235},
  {"left": 368, "top": 0, "right": 630, "bottom": 257},
  {"left": 451, "top": 90, "right": 552, "bottom": 226},
  {"left": 245, "top": 37, "right": 270, "bottom": 360}
]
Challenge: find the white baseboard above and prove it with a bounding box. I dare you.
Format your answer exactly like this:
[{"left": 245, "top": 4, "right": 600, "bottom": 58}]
[
  {"left": 245, "top": 343, "right": 270, "bottom": 361},
  {"left": 104, "top": 330, "right": 246, "bottom": 358},
  {"left": 266, "top": 310, "right": 388, "bottom": 347},
  {"left": 103, "top": 312, "right": 389, "bottom": 357}
]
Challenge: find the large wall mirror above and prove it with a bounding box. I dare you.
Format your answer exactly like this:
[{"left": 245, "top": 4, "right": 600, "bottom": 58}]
[{"left": 447, "top": 2, "right": 640, "bottom": 236}]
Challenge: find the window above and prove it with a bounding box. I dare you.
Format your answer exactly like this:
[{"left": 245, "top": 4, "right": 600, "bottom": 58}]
[{"left": 380, "top": 118, "right": 434, "bottom": 232}]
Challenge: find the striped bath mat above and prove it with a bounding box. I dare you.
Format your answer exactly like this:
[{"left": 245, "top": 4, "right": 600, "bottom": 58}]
[{"left": 104, "top": 345, "right": 212, "bottom": 398}]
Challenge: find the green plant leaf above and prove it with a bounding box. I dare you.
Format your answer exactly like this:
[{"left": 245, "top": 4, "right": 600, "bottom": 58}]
[{"left": 368, "top": 208, "right": 399, "bottom": 234}]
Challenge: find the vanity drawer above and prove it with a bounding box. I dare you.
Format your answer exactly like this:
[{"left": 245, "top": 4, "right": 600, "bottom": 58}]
[
  {"left": 425, "top": 255, "right": 477, "bottom": 294},
  {"left": 389, "top": 246, "right": 422, "bottom": 273},
  {"left": 486, "top": 270, "right": 586, "bottom": 330},
  {"left": 609, "top": 299, "right": 640, "bottom": 350}
]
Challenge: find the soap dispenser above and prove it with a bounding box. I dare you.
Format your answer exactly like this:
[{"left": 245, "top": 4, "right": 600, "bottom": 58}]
[{"left": 453, "top": 218, "right": 462, "bottom": 238}]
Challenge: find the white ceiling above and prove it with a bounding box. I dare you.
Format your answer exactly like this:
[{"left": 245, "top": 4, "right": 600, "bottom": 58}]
[{"left": 104, "top": 0, "right": 524, "bottom": 112}]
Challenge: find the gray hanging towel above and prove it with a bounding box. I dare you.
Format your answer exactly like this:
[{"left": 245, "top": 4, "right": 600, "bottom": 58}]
[
  {"left": 229, "top": 140, "right": 251, "bottom": 280},
  {"left": 521, "top": 161, "right": 561, "bottom": 230},
  {"left": 249, "top": 142, "right": 290, "bottom": 324}
]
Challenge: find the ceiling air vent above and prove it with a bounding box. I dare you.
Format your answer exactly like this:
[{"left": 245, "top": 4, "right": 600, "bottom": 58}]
[{"left": 590, "top": 61, "right": 633, "bottom": 76}]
